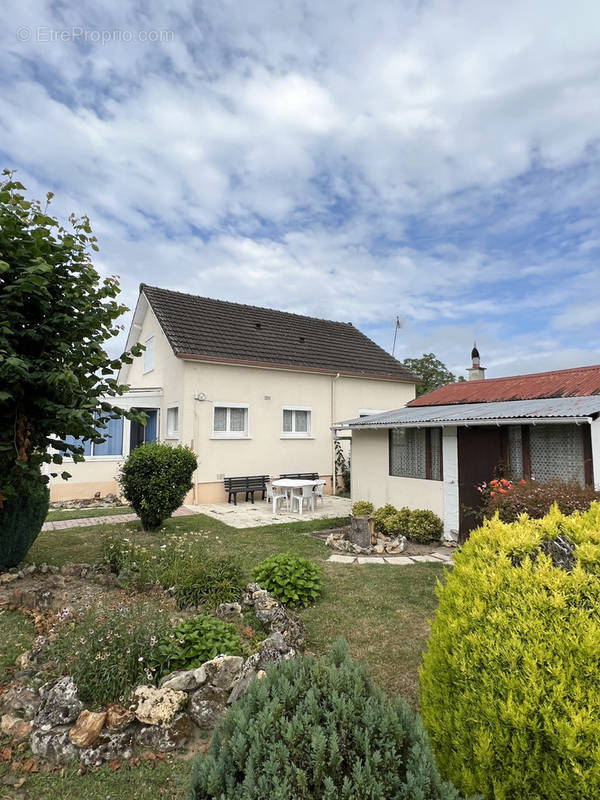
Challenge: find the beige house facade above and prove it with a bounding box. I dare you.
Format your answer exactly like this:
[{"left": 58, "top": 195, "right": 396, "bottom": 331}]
[{"left": 49, "top": 285, "right": 416, "bottom": 502}]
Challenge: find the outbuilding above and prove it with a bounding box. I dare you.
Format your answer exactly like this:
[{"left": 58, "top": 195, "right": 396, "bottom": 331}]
[{"left": 336, "top": 350, "right": 600, "bottom": 542}]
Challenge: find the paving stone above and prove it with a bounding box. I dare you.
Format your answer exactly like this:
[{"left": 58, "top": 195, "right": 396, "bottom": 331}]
[
  {"left": 327, "top": 554, "right": 356, "bottom": 563},
  {"left": 411, "top": 555, "right": 445, "bottom": 563},
  {"left": 383, "top": 556, "right": 414, "bottom": 565},
  {"left": 356, "top": 556, "right": 387, "bottom": 564}
]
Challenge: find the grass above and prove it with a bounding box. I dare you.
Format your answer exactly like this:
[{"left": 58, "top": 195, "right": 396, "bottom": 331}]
[
  {"left": 45, "top": 506, "right": 133, "bottom": 522},
  {"left": 0, "top": 609, "right": 35, "bottom": 679},
  {"left": 9, "top": 511, "right": 446, "bottom": 798}
]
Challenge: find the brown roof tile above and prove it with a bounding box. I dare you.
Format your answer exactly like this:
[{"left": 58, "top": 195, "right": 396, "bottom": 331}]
[
  {"left": 141, "top": 284, "right": 416, "bottom": 382},
  {"left": 409, "top": 364, "right": 600, "bottom": 406}
]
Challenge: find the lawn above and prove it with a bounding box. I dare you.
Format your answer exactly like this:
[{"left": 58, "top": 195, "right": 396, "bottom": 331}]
[
  {"left": 2, "top": 512, "right": 446, "bottom": 799},
  {"left": 45, "top": 506, "right": 133, "bottom": 523}
]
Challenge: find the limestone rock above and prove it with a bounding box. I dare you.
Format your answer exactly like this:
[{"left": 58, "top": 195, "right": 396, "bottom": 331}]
[
  {"left": 0, "top": 714, "right": 32, "bottom": 742},
  {"left": 135, "top": 713, "right": 192, "bottom": 751},
  {"left": 68, "top": 710, "right": 106, "bottom": 747},
  {"left": 34, "top": 677, "right": 84, "bottom": 731},
  {"left": 131, "top": 685, "right": 187, "bottom": 727},
  {"left": 1, "top": 685, "right": 41, "bottom": 720},
  {"left": 159, "top": 666, "right": 206, "bottom": 692},
  {"left": 0, "top": 572, "right": 17, "bottom": 584},
  {"left": 188, "top": 696, "right": 226, "bottom": 730},
  {"left": 202, "top": 655, "right": 244, "bottom": 689},
  {"left": 79, "top": 728, "right": 135, "bottom": 767},
  {"left": 105, "top": 703, "right": 135, "bottom": 731},
  {"left": 214, "top": 602, "right": 242, "bottom": 620},
  {"left": 30, "top": 727, "right": 80, "bottom": 765}
]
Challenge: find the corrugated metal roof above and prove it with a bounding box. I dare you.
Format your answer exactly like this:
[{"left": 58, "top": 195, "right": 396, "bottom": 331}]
[
  {"left": 409, "top": 364, "right": 600, "bottom": 406},
  {"left": 338, "top": 396, "right": 600, "bottom": 429}
]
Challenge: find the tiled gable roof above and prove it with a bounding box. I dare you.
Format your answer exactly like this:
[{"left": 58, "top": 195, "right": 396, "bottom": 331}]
[
  {"left": 409, "top": 364, "right": 600, "bottom": 406},
  {"left": 141, "top": 284, "right": 416, "bottom": 382}
]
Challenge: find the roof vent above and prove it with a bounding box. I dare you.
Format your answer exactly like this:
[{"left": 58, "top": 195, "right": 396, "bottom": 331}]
[{"left": 255, "top": 322, "right": 262, "bottom": 329}]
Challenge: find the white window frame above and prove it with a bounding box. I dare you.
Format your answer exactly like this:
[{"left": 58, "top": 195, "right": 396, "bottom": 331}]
[
  {"left": 281, "top": 406, "right": 313, "bottom": 439},
  {"left": 166, "top": 403, "right": 180, "bottom": 439},
  {"left": 211, "top": 402, "right": 250, "bottom": 439},
  {"left": 143, "top": 335, "right": 155, "bottom": 373}
]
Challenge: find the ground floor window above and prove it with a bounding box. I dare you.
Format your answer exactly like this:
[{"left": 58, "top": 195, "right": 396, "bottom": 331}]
[
  {"left": 212, "top": 404, "right": 249, "bottom": 438},
  {"left": 505, "top": 423, "right": 590, "bottom": 487},
  {"left": 389, "top": 427, "right": 442, "bottom": 480},
  {"left": 65, "top": 415, "right": 124, "bottom": 457}
]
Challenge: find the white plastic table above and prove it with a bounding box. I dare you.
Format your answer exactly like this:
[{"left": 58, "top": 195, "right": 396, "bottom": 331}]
[{"left": 271, "top": 479, "right": 323, "bottom": 513}]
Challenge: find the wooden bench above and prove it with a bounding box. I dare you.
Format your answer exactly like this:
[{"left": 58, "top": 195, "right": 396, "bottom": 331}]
[
  {"left": 224, "top": 475, "right": 269, "bottom": 505},
  {"left": 279, "top": 472, "right": 320, "bottom": 481}
]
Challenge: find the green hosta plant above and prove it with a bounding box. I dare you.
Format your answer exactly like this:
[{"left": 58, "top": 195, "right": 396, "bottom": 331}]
[
  {"left": 372, "top": 503, "right": 397, "bottom": 533},
  {"left": 155, "top": 615, "right": 242, "bottom": 675},
  {"left": 351, "top": 500, "right": 374, "bottom": 516},
  {"left": 252, "top": 553, "right": 323, "bottom": 608}
]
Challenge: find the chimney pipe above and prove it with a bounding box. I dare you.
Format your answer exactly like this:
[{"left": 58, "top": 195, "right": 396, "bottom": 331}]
[{"left": 468, "top": 341, "right": 486, "bottom": 381}]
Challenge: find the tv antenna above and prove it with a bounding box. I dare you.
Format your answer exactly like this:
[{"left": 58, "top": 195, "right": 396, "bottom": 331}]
[{"left": 391, "top": 316, "right": 402, "bottom": 357}]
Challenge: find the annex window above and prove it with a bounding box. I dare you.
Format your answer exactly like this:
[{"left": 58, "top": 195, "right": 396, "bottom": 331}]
[
  {"left": 212, "top": 404, "right": 249, "bottom": 438},
  {"left": 143, "top": 335, "right": 155, "bottom": 373},
  {"left": 166, "top": 404, "right": 179, "bottom": 438},
  {"left": 65, "top": 415, "right": 124, "bottom": 458},
  {"left": 530, "top": 424, "right": 585, "bottom": 486},
  {"left": 282, "top": 406, "right": 312, "bottom": 438},
  {"left": 389, "top": 427, "right": 442, "bottom": 481}
]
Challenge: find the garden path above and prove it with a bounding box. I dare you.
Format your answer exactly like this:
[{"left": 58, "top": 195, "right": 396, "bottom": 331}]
[{"left": 41, "top": 505, "right": 197, "bottom": 531}]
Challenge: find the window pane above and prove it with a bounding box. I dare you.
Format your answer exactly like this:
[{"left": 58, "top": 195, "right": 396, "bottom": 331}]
[
  {"left": 530, "top": 424, "right": 584, "bottom": 486},
  {"left": 294, "top": 410, "right": 308, "bottom": 432},
  {"left": 214, "top": 407, "right": 227, "bottom": 432},
  {"left": 145, "top": 410, "right": 158, "bottom": 443},
  {"left": 283, "top": 409, "right": 293, "bottom": 432},
  {"left": 508, "top": 425, "right": 523, "bottom": 478},
  {"left": 93, "top": 417, "right": 123, "bottom": 456},
  {"left": 167, "top": 407, "right": 178, "bottom": 436},
  {"left": 430, "top": 428, "right": 442, "bottom": 481},
  {"left": 144, "top": 336, "right": 155, "bottom": 372},
  {"left": 65, "top": 434, "right": 92, "bottom": 457},
  {"left": 230, "top": 407, "right": 246, "bottom": 432},
  {"left": 390, "top": 428, "right": 427, "bottom": 479}
]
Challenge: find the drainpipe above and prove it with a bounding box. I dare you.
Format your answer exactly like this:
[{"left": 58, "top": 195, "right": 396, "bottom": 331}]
[{"left": 331, "top": 373, "right": 340, "bottom": 494}]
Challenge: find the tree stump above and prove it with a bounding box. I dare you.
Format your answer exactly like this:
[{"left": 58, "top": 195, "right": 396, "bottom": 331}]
[{"left": 348, "top": 515, "right": 372, "bottom": 549}]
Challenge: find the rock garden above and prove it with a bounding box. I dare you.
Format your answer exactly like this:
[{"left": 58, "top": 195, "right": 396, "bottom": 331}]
[{"left": 0, "top": 542, "right": 312, "bottom": 770}]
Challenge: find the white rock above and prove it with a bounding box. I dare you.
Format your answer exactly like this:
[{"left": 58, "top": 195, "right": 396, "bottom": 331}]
[{"left": 131, "top": 685, "right": 187, "bottom": 727}]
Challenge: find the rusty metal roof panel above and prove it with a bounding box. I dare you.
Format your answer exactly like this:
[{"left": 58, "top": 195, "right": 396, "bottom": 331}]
[
  {"left": 409, "top": 364, "right": 600, "bottom": 406},
  {"left": 338, "top": 396, "right": 600, "bottom": 429}
]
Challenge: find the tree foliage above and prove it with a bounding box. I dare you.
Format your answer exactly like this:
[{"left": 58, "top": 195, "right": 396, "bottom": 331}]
[
  {"left": 0, "top": 171, "right": 142, "bottom": 502},
  {"left": 402, "top": 353, "right": 463, "bottom": 397}
]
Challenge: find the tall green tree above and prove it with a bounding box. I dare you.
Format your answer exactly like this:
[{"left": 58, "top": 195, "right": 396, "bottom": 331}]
[
  {"left": 402, "top": 352, "right": 464, "bottom": 397},
  {"left": 0, "top": 171, "right": 141, "bottom": 564}
]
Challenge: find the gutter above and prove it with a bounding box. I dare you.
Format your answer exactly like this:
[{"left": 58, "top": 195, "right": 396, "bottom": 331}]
[{"left": 336, "top": 416, "right": 594, "bottom": 431}]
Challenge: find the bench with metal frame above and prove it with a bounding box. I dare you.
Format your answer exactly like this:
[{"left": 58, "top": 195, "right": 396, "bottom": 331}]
[{"left": 224, "top": 475, "right": 269, "bottom": 505}]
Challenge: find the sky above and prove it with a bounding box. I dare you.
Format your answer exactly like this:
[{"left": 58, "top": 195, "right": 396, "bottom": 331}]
[{"left": 2, "top": 0, "right": 600, "bottom": 379}]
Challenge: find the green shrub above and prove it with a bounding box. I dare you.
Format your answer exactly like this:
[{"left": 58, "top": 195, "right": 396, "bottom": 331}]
[
  {"left": 384, "top": 506, "right": 412, "bottom": 537},
  {"left": 190, "top": 638, "right": 461, "bottom": 800},
  {"left": 372, "top": 503, "right": 397, "bottom": 533},
  {"left": 119, "top": 442, "right": 197, "bottom": 531},
  {"left": 351, "top": 500, "right": 374, "bottom": 516},
  {"left": 0, "top": 476, "right": 49, "bottom": 569},
  {"left": 252, "top": 553, "right": 323, "bottom": 608},
  {"left": 51, "top": 604, "right": 169, "bottom": 704},
  {"left": 407, "top": 509, "right": 443, "bottom": 544},
  {"left": 420, "top": 503, "right": 600, "bottom": 800},
  {"left": 155, "top": 615, "right": 241, "bottom": 676},
  {"left": 483, "top": 477, "right": 600, "bottom": 523}
]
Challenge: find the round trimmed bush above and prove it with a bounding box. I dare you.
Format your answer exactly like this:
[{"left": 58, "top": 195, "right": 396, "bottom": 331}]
[
  {"left": 190, "top": 638, "right": 462, "bottom": 800},
  {"left": 0, "top": 476, "right": 49, "bottom": 569},
  {"left": 351, "top": 499, "right": 374, "bottom": 516},
  {"left": 420, "top": 503, "right": 600, "bottom": 800},
  {"left": 407, "top": 509, "right": 443, "bottom": 544},
  {"left": 372, "top": 503, "right": 397, "bottom": 533},
  {"left": 119, "top": 442, "right": 197, "bottom": 531},
  {"left": 384, "top": 506, "right": 412, "bottom": 537},
  {"left": 252, "top": 553, "right": 322, "bottom": 608}
]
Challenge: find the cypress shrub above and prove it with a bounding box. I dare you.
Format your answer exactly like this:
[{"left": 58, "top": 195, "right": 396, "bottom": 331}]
[
  {"left": 420, "top": 503, "right": 600, "bottom": 800},
  {"left": 0, "top": 477, "right": 49, "bottom": 569},
  {"left": 190, "top": 638, "right": 462, "bottom": 800},
  {"left": 119, "top": 442, "right": 197, "bottom": 531}
]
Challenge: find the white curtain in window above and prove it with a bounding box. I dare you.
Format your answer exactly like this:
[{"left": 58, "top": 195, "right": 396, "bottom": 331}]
[
  {"left": 230, "top": 407, "right": 246, "bottom": 432},
  {"left": 214, "top": 407, "right": 227, "bottom": 432},
  {"left": 530, "top": 424, "right": 585, "bottom": 485},
  {"left": 390, "top": 428, "right": 427, "bottom": 479}
]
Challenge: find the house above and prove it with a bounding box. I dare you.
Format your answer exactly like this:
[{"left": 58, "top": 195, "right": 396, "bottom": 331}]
[
  {"left": 48, "top": 285, "right": 417, "bottom": 502},
  {"left": 336, "top": 347, "right": 600, "bottom": 541}
]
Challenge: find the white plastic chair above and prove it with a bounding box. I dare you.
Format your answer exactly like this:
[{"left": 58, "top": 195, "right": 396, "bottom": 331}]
[
  {"left": 265, "top": 482, "right": 275, "bottom": 503},
  {"left": 291, "top": 484, "right": 315, "bottom": 514},
  {"left": 313, "top": 480, "right": 325, "bottom": 507}
]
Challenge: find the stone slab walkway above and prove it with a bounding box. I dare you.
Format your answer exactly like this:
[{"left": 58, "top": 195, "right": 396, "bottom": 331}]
[
  {"left": 327, "top": 548, "right": 454, "bottom": 566},
  {"left": 42, "top": 506, "right": 196, "bottom": 532},
  {"left": 187, "top": 495, "right": 352, "bottom": 529}
]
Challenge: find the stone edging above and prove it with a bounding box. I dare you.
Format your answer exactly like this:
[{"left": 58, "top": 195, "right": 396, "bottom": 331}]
[{"left": 327, "top": 550, "right": 454, "bottom": 565}]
